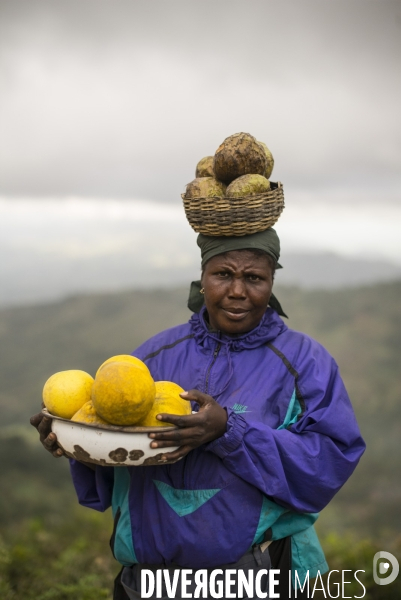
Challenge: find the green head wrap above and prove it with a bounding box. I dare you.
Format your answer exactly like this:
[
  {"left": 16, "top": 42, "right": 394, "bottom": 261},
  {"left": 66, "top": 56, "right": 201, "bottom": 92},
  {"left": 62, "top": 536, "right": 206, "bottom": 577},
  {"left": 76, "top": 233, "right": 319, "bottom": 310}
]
[
  {"left": 197, "top": 228, "right": 282, "bottom": 268},
  {"left": 188, "top": 228, "right": 287, "bottom": 318}
]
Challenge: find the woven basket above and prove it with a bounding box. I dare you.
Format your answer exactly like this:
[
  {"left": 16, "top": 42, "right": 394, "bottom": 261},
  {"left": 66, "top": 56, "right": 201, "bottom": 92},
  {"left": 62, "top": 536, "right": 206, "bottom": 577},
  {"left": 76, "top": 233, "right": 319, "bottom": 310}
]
[{"left": 182, "top": 181, "right": 284, "bottom": 236}]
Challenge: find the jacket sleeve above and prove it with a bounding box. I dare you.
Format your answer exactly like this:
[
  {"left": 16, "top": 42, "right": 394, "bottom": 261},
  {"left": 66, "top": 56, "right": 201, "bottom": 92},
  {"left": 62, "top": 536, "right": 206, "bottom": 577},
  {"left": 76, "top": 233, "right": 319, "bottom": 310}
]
[
  {"left": 69, "top": 460, "right": 114, "bottom": 512},
  {"left": 205, "top": 342, "right": 366, "bottom": 513}
]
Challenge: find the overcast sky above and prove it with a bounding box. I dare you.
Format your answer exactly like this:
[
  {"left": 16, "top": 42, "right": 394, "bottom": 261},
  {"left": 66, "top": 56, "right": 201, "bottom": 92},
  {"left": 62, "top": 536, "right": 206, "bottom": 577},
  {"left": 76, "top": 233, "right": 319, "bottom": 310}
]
[
  {"left": 1, "top": 1, "right": 400, "bottom": 305},
  {"left": 1, "top": 0, "right": 400, "bottom": 203}
]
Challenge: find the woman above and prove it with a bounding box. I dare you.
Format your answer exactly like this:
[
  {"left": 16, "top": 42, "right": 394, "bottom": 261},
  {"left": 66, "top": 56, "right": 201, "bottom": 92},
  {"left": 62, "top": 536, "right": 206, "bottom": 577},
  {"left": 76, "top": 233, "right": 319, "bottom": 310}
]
[{"left": 31, "top": 228, "right": 365, "bottom": 599}]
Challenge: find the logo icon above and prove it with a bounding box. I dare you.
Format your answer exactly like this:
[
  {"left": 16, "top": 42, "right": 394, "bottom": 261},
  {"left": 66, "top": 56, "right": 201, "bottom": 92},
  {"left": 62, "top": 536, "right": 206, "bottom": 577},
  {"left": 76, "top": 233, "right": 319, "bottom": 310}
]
[
  {"left": 231, "top": 403, "right": 249, "bottom": 414},
  {"left": 373, "top": 551, "right": 399, "bottom": 585}
]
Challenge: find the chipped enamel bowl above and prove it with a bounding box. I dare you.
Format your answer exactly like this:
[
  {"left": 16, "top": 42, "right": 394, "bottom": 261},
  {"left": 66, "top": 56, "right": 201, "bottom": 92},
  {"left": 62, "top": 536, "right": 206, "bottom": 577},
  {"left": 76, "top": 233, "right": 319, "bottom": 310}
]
[{"left": 42, "top": 409, "right": 180, "bottom": 466}]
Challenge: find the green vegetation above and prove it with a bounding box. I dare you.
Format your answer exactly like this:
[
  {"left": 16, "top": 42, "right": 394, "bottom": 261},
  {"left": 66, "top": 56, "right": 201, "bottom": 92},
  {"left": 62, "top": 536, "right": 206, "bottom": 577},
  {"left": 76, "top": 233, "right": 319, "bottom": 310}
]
[
  {"left": 0, "top": 282, "right": 400, "bottom": 597},
  {"left": 0, "top": 434, "right": 117, "bottom": 599},
  {"left": 0, "top": 509, "right": 116, "bottom": 599}
]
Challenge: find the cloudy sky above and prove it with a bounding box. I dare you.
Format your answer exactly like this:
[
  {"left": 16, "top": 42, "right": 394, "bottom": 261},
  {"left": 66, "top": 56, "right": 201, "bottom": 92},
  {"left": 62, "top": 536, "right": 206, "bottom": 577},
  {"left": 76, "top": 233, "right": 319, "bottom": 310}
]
[{"left": 1, "top": 0, "right": 400, "bottom": 304}]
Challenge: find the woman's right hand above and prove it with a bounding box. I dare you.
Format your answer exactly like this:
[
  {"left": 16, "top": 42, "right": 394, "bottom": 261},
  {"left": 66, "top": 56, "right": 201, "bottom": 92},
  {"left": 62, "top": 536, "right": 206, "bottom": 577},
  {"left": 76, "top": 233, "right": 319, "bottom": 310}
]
[{"left": 30, "top": 412, "right": 64, "bottom": 458}]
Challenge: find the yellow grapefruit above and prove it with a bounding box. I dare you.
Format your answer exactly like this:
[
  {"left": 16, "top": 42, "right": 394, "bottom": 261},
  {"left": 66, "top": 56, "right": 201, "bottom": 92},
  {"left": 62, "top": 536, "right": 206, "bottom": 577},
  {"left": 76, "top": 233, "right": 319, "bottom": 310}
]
[
  {"left": 71, "top": 400, "right": 109, "bottom": 425},
  {"left": 43, "top": 370, "right": 94, "bottom": 419},
  {"left": 139, "top": 381, "right": 191, "bottom": 427},
  {"left": 96, "top": 355, "right": 150, "bottom": 379},
  {"left": 91, "top": 361, "right": 155, "bottom": 426}
]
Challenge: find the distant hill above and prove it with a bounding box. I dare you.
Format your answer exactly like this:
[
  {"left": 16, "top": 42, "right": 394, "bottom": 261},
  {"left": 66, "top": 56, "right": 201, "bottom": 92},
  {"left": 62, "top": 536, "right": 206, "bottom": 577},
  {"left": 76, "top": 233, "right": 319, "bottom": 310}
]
[
  {"left": 277, "top": 251, "right": 401, "bottom": 288},
  {"left": 1, "top": 281, "right": 400, "bottom": 538},
  {"left": 2, "top": 249, "right": 401, "bottom": 307}
]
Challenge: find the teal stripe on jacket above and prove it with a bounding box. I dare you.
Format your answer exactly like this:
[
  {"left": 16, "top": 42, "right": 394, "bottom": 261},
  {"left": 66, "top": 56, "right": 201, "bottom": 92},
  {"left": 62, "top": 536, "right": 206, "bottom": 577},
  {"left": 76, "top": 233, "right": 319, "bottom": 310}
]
[{"left": 112, "top": 468, "right": 137, "bottom": 566}]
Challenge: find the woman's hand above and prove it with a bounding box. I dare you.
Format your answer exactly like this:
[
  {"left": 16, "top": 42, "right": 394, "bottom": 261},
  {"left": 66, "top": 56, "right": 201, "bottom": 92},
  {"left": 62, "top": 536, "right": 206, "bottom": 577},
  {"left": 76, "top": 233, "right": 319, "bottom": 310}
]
[
  {"left": 29, "top": 412, "right": 65, "bottom": 458},
  {"left": 148, "top": 389, "right": 228, "bottom": 462}
]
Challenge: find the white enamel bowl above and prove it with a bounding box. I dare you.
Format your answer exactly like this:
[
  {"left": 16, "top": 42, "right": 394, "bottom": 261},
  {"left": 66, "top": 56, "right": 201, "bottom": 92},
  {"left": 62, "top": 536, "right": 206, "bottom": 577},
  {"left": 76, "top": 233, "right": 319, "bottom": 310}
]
[{"left": 43, "top": 409, "right": 180, "bottom": 466}]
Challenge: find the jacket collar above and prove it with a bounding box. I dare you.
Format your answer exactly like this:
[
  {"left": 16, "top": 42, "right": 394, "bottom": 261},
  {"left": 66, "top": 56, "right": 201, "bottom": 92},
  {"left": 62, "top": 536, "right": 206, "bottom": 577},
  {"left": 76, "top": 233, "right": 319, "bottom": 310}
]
[{"left": 189, "top": 305, "right": 287, "bottom": 351}]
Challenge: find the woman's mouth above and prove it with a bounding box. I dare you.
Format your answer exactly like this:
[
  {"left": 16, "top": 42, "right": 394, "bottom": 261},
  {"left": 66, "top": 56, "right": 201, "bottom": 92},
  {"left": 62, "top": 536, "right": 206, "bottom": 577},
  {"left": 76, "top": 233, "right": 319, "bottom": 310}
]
[{"left": 222, "top": 308, "right": 249, "bottom": 320}]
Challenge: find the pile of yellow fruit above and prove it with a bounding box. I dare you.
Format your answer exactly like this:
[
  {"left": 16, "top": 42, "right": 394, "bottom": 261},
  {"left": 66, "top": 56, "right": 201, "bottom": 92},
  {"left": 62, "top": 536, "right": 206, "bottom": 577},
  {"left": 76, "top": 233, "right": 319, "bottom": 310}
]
[{"left": 42, "top": 355, "right": 191, "bottom": 427}]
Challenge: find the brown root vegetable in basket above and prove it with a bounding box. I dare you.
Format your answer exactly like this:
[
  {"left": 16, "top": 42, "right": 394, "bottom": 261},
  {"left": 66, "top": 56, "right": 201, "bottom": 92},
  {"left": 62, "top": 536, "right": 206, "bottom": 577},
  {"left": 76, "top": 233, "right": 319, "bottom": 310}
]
[
  {"left": 257, "top": 141, "right": 274, "bottom": 179},
  {"left": 226, "top": 174, "right": 271, "bottom": 197},
  {"left": 213, "top": 132, "right": 267, "bottom": 184},
  {"left": 184, "top": 177, "right": 226, "bottom": 198},
  {"left": 195, "top": 156, "right": 214, "bottom": 178}
]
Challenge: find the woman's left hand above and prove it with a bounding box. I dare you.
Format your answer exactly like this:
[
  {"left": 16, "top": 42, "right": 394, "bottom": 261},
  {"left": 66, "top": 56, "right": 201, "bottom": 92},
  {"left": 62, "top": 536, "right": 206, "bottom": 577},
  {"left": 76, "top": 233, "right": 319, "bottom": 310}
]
[{"left": 148, "top": 389, "right": 228, "bottom": 461}]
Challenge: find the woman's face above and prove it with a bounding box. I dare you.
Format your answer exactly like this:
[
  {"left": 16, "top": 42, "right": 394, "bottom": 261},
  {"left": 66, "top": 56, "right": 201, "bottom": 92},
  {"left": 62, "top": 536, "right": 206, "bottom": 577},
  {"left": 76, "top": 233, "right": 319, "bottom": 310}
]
[{"left": 201, "top": 250, "right": 274, "bottom": 335}]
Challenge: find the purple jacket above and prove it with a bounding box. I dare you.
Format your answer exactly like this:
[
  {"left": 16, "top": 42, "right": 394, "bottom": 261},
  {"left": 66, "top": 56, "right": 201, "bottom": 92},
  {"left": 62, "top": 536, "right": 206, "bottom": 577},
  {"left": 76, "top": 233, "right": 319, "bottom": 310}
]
[{"left": 70, "top": 307, "right": 365, "bottom": 577}]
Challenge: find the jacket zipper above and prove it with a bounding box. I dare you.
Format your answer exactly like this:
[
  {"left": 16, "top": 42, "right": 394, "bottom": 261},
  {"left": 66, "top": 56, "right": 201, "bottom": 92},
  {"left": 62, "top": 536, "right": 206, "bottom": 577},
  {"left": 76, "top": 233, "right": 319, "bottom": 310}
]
[
  {"left": 205, "top": 342, "right": 221, "bottom": 394},
  {"left": 181, "top": 341, "right": 220, "bottom": 489}
]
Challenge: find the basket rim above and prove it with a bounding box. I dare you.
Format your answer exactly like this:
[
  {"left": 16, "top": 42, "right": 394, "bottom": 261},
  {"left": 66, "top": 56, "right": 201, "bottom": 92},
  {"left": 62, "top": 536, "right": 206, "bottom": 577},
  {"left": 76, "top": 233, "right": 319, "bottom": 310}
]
[{"left": 182, "top": 181, "right": 283, "bottom": 203}]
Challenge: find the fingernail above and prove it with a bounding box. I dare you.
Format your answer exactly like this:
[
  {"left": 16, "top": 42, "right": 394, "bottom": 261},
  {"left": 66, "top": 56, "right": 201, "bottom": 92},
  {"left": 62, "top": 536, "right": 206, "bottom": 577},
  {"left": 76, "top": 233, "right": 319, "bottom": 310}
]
[
  {"left": 149, "top": 433, "right": 155, "bottom": 438},
  {"left": 180, "top": 391, "right": 188, "bottom": 396},
  {"left": 151, "top": 442, "right": 158, "bottom": 448},
  {"left": 156, "top": 415, "right": 162, "bottom": 420}
]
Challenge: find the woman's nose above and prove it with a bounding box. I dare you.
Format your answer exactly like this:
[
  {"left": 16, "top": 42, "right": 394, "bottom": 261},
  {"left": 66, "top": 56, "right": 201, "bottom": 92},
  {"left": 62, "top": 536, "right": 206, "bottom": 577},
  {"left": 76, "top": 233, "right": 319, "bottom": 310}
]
[{"left": 228, "top": 278, "right": 246, "bottom": 297}]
